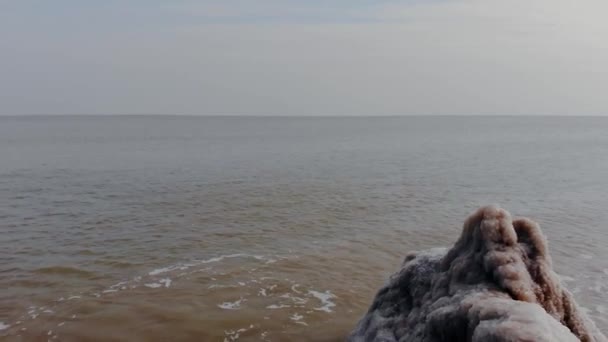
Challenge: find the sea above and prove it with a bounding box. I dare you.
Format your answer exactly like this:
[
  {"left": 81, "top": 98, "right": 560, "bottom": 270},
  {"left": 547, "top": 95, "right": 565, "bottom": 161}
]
[{"left": 0, "top": 115, "right": 607, "bottom": 341}]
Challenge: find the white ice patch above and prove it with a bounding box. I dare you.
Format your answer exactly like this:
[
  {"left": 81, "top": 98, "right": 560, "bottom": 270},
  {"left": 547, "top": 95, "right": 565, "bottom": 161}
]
[
  {"left": 308, "top": 290, "right": 337, "bottom": 313},
  {"left": 218, "top": 298, "right": 245, "bottom": 310},
  {"left": 581, "top": 254, "right": 593, "bottom": 260},
  {"left": 144, "top": 283, "right": 162, "bottom": 288},
  {"left": 0, "top": 322, "right": 10, "bottom": 331}
]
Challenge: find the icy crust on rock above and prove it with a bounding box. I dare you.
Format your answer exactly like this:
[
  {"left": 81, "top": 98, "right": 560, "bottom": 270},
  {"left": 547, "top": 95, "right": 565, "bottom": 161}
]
[{"left": 350, "top": 206, "right": 607, "bottom": 342}]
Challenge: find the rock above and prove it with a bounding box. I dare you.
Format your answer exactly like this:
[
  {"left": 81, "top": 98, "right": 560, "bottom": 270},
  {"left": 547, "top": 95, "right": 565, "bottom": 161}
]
[{"left": 349, "top": 206, "right": 606, "bottom": 342}]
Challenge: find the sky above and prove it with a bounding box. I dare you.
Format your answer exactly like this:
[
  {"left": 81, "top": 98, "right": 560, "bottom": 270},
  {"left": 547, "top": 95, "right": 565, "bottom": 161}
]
[{"left": 1, "top": 0, "right": 607, "bottom": 116}]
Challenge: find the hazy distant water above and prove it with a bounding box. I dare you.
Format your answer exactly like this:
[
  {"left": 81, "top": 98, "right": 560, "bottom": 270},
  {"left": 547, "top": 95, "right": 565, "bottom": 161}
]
[{"left": 1, "top": 116, "right": 607, "bottom": 341}]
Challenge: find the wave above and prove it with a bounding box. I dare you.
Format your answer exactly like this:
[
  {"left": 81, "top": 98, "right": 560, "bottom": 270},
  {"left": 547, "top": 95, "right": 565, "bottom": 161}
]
[
  {"left": 147, "top": 253, "right": 268, "bottom": 276},
  {"left": 31, "top": 266, "right": 96, "bottom": 278},
  {"left": 2, "top": 251, "right": 338, "bottom": 340},
  {"left": 349, "top": 206, "right": 607, "bottom": 342}
]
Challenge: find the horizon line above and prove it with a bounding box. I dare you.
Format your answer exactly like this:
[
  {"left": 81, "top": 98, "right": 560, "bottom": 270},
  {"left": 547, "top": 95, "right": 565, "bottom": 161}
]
[{"left": 1, "top": 114, "right": 608, "bottom": 118}]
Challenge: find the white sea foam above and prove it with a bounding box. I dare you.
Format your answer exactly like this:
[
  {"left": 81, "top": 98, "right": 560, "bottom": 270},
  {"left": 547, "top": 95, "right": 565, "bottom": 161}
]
[
  {"left": 592, "top": 285, "right": 602, "bottom": 293},
  {"left": 148, "top": 264, "right": 192, "bottom": 276},
  {"left": 159, "top": 278, "right": 172, "bottom": 288},
  {"left": 266, "top": 304, "right": 291, "bottom": 309},
  {"left": 27, "top": 308, "right": 39, "bottom": 319},
  {"left": 218, "top": 298, "right": 245, "bottom": 310},
  {"left": 0, "top": 322, "right": 10, "bottom": 331},
  {"left": 291, "top": 284, "right": 302, "bottom": 294},
  {"left": 308, "top": 290, "right": 336, "bottom": 313},
  {"left": 224, "top": 324, "right": 254, "bottom": 342},
  {"left": 149, "top": 254, "right": 265, "bottom": 276},
  {"left": 208, "top": 284, "right": 236, "bottom": 289},
  {"left": 108, "top": 281, "right": 128, "bottom": 289},
  {"left": 289, "top": 311, "right": 308, "bottom": 325},
  {"left": 7, "top": 252, "right": 290, "bottom": 333},
  {"left": 280, "top": 293, "right": 308, "bottom": 305}
]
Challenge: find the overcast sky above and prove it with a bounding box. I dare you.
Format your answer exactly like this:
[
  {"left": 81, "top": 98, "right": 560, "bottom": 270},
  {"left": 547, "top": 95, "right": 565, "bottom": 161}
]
[{"left": 1, "top": 0, "right": 607, "bottom": 116}]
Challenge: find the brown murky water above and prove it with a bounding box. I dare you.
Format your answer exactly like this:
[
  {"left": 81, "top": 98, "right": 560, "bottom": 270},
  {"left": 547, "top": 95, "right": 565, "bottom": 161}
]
[{"left": 1, "top": 116, "right": 607, "bottom": 341}]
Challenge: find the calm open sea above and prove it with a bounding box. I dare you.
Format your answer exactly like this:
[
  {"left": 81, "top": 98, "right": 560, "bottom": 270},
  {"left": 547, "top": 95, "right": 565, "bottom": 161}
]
[{"left": 1, "top": 116, "right": 607, "bottom": 341}]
